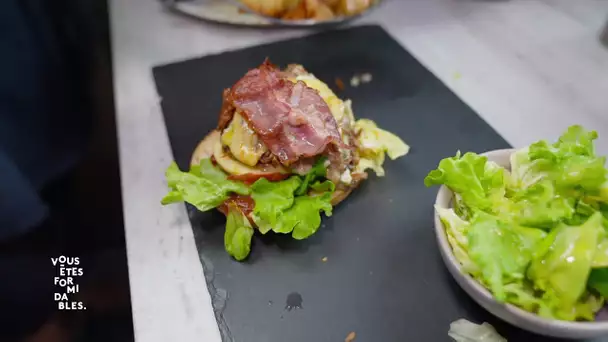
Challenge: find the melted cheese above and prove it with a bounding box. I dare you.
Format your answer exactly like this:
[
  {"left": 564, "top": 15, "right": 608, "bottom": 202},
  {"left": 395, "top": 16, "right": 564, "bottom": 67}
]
[
  {"left": 221, "top": 112, "right": 268, "bottom": 167},
  {"left": 213, "top": 139, "right": 286, "bottom": 175}
]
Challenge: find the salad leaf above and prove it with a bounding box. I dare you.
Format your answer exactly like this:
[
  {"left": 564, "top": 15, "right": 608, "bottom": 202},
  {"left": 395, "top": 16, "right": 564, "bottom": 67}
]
[
  {"left": 436, "top": 207, "right": 478, "bottom": 274},
  {"left": 527, "top": 212, "right": 604, "bottom": 320},
  {"left": 310, "top": 180, "right": 336, "bottom": 193},
  {"left": 511, "top": 126, "right": 606, "bottom": 194},
  {"left": 588, "top": 268, "right": 608, "bottom": 298},
  {"left": 502, "top": 282, "right": 547, "bottom": 313},
  {"left": 592, "top": 238, "right": 608, "bottom": 268},
  {"left": 355, "top": 118, "right": 410, "bottom": 176},
  {"left": 250, "top": 173, "right": 335, "bottom": 238},
  {"left": 528, "top": 126, "right": 606, "bottom": 192},
  {"left": 250, "top": 176, "right": 302, "bottom": 234},
  {"left": 448, "top": 319, "right": 506, "bottom": 342},
  {"left": 467, "top": 212, "right": 545, "bottom": 301},
  {"left": 510, "top": 146, "right": 548, "bottom": 190},
  {"left": 283, "top": 193, "right": 333, "bottom": 240},
  {"left": 509, "top": 180, "right": 575, "bottom": 228},
  {"left": 224, "top": 205, "right": 255, "bottom": 261},
  {"left": 295, "top": 157, "right": 327, "bottom": 196},
  {"left": 425, "top": 152, "right": 507, "bottom": 212},
  {"left": 161, "top": 160, "right": 249, "bottom": 211}
]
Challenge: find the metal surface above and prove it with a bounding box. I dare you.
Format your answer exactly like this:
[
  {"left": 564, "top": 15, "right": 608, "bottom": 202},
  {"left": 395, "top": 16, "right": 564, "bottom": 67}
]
[{"left": 162, "top": 0, "right": 382, "bottom": 27}]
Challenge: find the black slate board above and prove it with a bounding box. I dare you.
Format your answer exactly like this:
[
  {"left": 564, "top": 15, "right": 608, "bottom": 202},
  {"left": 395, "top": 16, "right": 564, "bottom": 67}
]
[{"left": 153, "top": 25, "right": 594, "bottom": 342}]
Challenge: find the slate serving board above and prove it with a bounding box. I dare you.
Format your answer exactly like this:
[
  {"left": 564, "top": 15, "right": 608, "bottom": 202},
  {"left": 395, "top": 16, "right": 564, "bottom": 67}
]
[{"left": 153, "top": 25, "right": 589, "bottom": 342}]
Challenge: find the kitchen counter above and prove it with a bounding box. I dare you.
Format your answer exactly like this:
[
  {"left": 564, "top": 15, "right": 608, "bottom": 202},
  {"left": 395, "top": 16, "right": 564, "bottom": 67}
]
[{"left": 109, "top": 0, "right": 608, "bottom": 341}]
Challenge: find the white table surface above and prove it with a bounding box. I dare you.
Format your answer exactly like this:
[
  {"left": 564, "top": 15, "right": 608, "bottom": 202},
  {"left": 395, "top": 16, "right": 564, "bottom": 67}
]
[{"left": 109, "top": 0, "right": 608, "bottom": 341}]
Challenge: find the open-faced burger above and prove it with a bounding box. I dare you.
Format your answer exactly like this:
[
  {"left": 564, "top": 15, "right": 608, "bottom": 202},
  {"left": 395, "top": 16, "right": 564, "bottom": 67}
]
[{"left": 162, "top": 60, "right": 409, "bottom": 260}]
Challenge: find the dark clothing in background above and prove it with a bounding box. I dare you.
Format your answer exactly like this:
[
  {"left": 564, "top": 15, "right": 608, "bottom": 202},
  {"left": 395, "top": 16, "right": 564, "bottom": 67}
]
[
  {"left": 0, "top": 0, "right": 98, "bottom": 340},
  {"left": 0, "top": 0, "right": 92, "bottom": 239}
]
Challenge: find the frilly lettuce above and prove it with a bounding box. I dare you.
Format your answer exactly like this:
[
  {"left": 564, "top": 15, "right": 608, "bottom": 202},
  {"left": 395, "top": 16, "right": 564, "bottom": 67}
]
[
  {"left": 162, "top": 157, "right": 334, "bottom": 261},
  {"left": 436, "top": 207, "right": 478, "bottom": 274},
  {"left": 426, "top": 125, "right": 608, "bottom": 321},
  {"left": 250, "top": 161, "right": 334, "bottom": 240},
  {"left": 354, "top": 119, "right": 409, "bottom": 176},
  {"left": 425, "top": 152, "right": 507, "bottom": 213},
  {"left": 251, "top": 177, "right": 302, "bottom": 234},
  {"left": 467, "top": 213, "right": 545, "bottom": 301},
  {"left": 225, "top": 204, "right": 255, "bottom": 261},
  {"left": 528, "top": 213, "right": 604, "bottom": 320},
  {"left": 161, "top": 159, "right": 249, "bottom": 211}
]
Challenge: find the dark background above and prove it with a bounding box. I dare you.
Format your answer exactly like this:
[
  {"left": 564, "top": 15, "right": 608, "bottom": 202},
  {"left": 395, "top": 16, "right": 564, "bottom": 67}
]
[{"left": 0, "top": 1, "right": 133, "bottom": 341}]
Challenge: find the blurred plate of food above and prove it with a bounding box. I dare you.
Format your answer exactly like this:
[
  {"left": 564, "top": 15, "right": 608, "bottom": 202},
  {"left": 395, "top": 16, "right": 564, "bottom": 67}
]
[{"left": 162, "top": 0, "right": 381, "bottom": 27}]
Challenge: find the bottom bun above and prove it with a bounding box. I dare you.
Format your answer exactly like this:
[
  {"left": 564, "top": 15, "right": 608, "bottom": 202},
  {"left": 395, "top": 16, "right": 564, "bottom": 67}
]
[{"left": 190, "top": 130, "right": 365, "bottom": 219}]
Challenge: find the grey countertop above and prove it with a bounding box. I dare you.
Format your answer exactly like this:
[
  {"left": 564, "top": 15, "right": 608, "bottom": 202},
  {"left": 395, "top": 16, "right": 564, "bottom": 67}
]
[{"left": 109, "top": 0, "right": 608, "bottom": 341}]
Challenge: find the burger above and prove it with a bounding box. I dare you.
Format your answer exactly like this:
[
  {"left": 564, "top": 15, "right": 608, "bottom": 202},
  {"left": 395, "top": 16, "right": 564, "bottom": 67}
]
[{"left": 162, "top": 60, "right": 409, "bottom": 260}]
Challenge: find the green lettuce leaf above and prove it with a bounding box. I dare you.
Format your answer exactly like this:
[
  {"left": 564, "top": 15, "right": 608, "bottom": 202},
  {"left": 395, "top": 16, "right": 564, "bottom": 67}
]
[
  {"left": 250, "top": 170, "right": 335, "bottom": 239},
  {"left": 502, "top": 283, "right": 547, "bottom": 313},
  {"left": 528, "top": 212, "right": 604, "bottom": 320},
  {"left": 224, "top": 205, "right": 255, "bottom": 261},
  {"left": 282, "top": 193, "right": 333, "bottom": 240},
  {"left": 509, "top": 180, "right": 575, "bottom": 228},
  {"left": 250, "top": 176, "right": 302, "bottom": 234},
  {"left": 310, "top": 180, "right": 336, "bottom": 193},
  {"left": 161, "top": 159, "right": 250, "bottom": 211},
  {"left": 467, "top": 212, "right": 546, "bottom": 301},
  {"left": 295, "top": 157, "right": 327, "bottom": 196},
  {"left": 592, "top": 238, "right": 608, "bottom": 268},
  {"left": 588, "top": 268, "right": 608, "bottom": 297},
  {"left": 511, "top": 126, "right": 606, "bottom": 196},
  {"left": 435, "top": 206, "right": 478, "bottom": 274},
  {"left": 425, "top": 152, "right": 507, "bottom": 212},
  {"left": 528, "top": 126, "right": 606, "bottom": 192}
]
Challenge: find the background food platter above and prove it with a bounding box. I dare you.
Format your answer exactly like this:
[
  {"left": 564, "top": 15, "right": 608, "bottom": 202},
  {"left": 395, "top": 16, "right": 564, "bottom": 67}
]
[{"left": 161, "top": 0, "right": 382, "bottom": 27}]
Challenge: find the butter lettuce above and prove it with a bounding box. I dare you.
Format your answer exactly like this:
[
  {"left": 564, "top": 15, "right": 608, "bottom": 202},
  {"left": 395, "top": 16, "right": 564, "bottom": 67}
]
[
  {"left": 161, "top": 159, "right": 249, "bottom": 211},
  {"left": 251, "top": 177, "right": 302, "bottom": 234},
  {"left": 588, "top": 268, "right": 608, "bottom": 298},
  {"left": 425, "top": 152, "right": 507, "bottom": 213},
  {"left": 512, "top": 125, "right": 606, "bottom": 193},
  {"left": 281, "top": 193, "right": 333, "bottom": 240},
  {"left": 355, "top": 119, "right": 409, "bottom": 176},
  {"left": 436, "top": 207, "right": 478, "bottom": 274},
  {"left": 224, "top": 205, "right": 255, "bottom": 261},
  {"left": 250, "top": 171, "right": 334, "bottom": 239},
  {"left": 162, "top": 157, "right": 335, "bottom": 261},
  {"left": 528, "top": 213, "right": 604, "bottom": 320},
  {"left": 467, "top": 213, "right": 545, "bottom": 301},
  {"left": 426, "top": 125, "right": 608, "bottom": 321}
]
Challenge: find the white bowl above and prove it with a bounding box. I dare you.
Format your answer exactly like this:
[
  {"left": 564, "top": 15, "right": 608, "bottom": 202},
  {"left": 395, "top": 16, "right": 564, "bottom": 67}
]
[{"left": 434, "top": 148, "right": 608, "bottom": 339}]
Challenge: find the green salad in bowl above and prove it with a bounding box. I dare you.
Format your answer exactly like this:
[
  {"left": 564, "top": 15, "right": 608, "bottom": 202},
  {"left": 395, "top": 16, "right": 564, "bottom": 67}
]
[{"left": 426, "top": 125, "right": 608, "bottom": 322}]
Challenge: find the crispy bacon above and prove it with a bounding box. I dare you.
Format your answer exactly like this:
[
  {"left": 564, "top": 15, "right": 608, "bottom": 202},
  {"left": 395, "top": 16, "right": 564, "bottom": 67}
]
[
  {"left": 227, "top": 172, "right": 290, "bottom": 185},
  {"left": 218, "top": 60, "right": 348, "bottom": 167}
]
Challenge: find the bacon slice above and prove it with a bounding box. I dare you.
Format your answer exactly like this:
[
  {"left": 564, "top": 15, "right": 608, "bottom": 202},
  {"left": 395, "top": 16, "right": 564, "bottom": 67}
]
[{"left": 219, "top": 60, "right": 346, "bottom": 167}]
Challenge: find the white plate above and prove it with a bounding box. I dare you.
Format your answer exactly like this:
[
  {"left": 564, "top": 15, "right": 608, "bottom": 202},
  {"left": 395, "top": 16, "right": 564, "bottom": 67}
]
[
  {"left": 434, "top": 148, "right": 608, "bottom": 339},
  {"left": 162, "top": 0, "right": 382, "bottom": 27}
]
